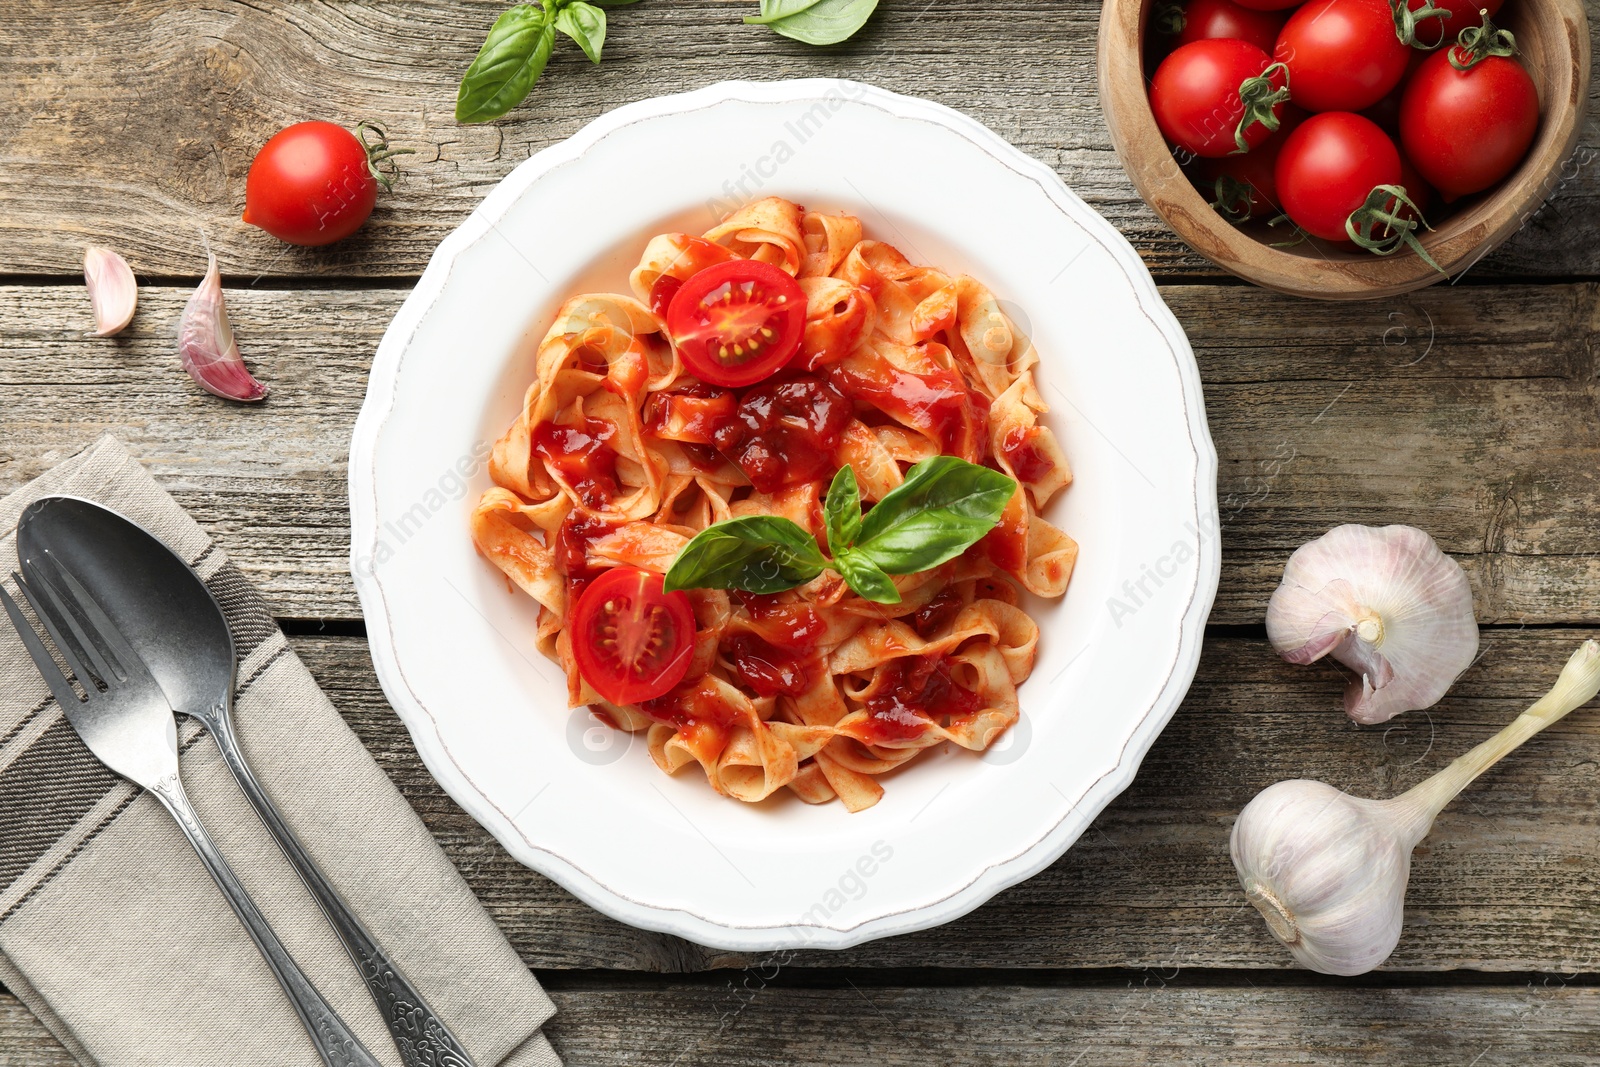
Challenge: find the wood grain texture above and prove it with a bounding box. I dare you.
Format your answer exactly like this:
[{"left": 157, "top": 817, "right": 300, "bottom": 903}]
[
  {"left": 0, "top": 0, "right": 1596, "bottom": 282},
  {"left": 4, "top": 282, "right": 1597, "bottom": 624},
  {"left": 295, "top": 626, "right": 1600, "bottom": 973},
  {"left": 2, "top": 981, "right": 1600, "bottom": 1067}
]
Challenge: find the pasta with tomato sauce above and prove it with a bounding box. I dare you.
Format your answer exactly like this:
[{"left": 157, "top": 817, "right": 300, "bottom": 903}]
[{"left": 471, "top": 196, "right": 1077, "bottom": 811}]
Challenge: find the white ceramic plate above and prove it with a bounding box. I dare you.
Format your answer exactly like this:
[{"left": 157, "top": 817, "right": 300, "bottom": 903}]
[{"left": 350, "top": 79, "right": 1218, "bottom": 951}]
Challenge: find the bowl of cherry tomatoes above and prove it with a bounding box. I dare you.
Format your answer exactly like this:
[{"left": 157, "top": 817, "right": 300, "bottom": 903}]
[{"left": 1098, "top": 0, "right": 1590, "bottom": 298}]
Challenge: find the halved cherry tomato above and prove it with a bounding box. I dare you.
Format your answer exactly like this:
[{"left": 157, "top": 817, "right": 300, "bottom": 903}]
[
  {"left": 666, "top": 260, "right": 806, "bottom": 387},
  {"left": 1273, "top": 0, "right": 1411, "bottom": 113},
  {"left": 1150, "top": 39, "right": 1288, "bottom": 158},
  {"left": 570, "top": 566, "right": 695, "bottom": 706}
]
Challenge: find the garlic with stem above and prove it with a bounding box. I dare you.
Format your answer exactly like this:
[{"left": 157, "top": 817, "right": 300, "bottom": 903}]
[
  {"left": 177, "top": 253, "right": 268, "bottom": 402},
  {"left": 1266, "top": 524, "right": 1478, "bottom": 724},
  {"left": 83, "top": 246, "right": 137, "bottom": 337},
  {"left": 1231, "top": 640, "right": 1600, "bottom": 976}
]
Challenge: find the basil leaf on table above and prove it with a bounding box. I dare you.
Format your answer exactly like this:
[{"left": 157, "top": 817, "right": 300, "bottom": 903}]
[
  {"left": 555, "top": 1, "right": 608, "bottom": 64},
  {"left": 456, "top": 0, "right": 636, "bottom": 124},
  {"left": 664, "top": 516, "right": 828, "bottom": 595},
  {"left": 823, "top": 464, "right": 864, "bottom": 557},
  {"left": 456, "top": 5, "right": 557, "bottom": 123},
  {"left": 851, "top": 456, "right": 1017, "bottom": 574},
  {"left": 745, "top": 0, "right": 880, "bottom": 45}
]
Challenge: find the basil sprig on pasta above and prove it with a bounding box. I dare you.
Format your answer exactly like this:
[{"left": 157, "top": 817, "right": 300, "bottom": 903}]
[{"left": 664, "top": 457, "right": 1016, "bottom": 604}]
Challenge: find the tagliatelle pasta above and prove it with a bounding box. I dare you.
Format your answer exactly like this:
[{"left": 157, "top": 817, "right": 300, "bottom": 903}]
[{"left": 471, "top": 196, "right": 1078, "bottom": 811}]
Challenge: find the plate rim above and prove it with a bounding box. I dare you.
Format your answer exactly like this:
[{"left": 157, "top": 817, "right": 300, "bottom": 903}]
[{"left": 348, "top": 77, "right": 1221, "bottom": 950}]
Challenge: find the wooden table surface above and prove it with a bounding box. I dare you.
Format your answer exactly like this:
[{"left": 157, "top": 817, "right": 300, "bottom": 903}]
[{"left": 4, "top": 1, "right": 1600, "bottom": 1063}]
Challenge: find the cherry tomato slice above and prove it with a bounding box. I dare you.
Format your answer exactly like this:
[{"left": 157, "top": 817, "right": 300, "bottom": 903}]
[
  {"left": 570, "top": 567, "right": 695, "bottom": 706},
  {"left": 666, "top": 260, "right": 805, "bottom": 387}
]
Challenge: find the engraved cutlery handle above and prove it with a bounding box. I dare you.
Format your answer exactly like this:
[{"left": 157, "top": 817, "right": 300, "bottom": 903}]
[
  {"left": 148, "top": 773, "right": 384, "bottom": 1067},
  {"left": 201, "top": 708, "right": 476, "bottom": 1067}
]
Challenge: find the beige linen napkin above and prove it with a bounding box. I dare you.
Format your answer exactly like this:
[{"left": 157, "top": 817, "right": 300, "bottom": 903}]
[{"left": 0, "top": 436, "right": 560, "bottom": 1067}]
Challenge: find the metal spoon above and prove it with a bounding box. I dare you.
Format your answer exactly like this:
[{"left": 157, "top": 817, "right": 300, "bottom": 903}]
[{"left": 17, "top": 496, "right": 476, "bottom": 1067}]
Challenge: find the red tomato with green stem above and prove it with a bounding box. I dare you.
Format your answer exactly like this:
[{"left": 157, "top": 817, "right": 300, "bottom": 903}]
[
  {"left": 1150, "top": 39, "right": 1290, "bottom": 158},
  {"left": 1275, "top": 111, "right": 1402, "bottom": 241},
  {"left": 1274, "top": 0, "right": 1412, "bottom": 113},
  {"left": 666, "top": 259, "right": 807, "bottom": 387},
  {"left": 570, "top": 566, "right": 696, "bottom": 706},
  {"left": 243, "top": 121, "right": 409, "bottom": 247},
  {"left": 1197, "top": 106, "right": 1304, "bottom": 221},
  {"left": 1397, "top": 0, "right": 1502, "bottom": 49},
  {"left": 1399, "top": 15, "right": 1539, "bottom": 199},
  {"left": 1156, "top": 0, "right": 1288, "bottom": 54}
]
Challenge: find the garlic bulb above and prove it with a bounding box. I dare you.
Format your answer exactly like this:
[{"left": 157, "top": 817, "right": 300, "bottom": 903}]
[
  {"left": 178, "top": 254, "right": 268, "bottom": 402},
  {"left": 83, "top": 246, "right": 137, "bottom": 337},
  {"left": 1232, "top": 640, "right": 1600, "bottom": 976},
  {"left": 1266, "top": 524, "right": 1477, "bottom": 724}
]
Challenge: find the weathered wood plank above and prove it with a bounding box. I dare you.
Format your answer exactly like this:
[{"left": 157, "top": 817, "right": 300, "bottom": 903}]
[
  {"left": 297, "top": 626, "right": 1600, "bottom": 973},
  {"left": 3, "top": 282, "right": 1596, "bottom": 623},
  {"left": 6, "top": 980, "right": 1600, "bottom": 1067},
  {"left": 1, "top": 0, "right": 1596, "bottom": 281}
]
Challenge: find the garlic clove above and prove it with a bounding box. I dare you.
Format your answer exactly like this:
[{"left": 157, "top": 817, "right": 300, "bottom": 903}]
[
  {"left": 177, "top": 254, "right": 268, "bottom": 402},
  {"left": 83, "top": 246, "right": 138, "bottom": 337},
  {"left": 1266, "top": 524, "right": 1477, "bottom": 724}
]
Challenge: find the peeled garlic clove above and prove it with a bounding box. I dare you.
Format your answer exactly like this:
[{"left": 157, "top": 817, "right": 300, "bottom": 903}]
[
  {"left": 83, "top": 246, "right": 137, "bottom": 337},
  {"left": 1266, "top": 524, "right": 1477, "bottom": 724},
  {"left": 1230, "top": 779, "right": 1425, "bottom": 976},
  {"left": 178, "top": 254, "right": 268, "bottom": 402}
]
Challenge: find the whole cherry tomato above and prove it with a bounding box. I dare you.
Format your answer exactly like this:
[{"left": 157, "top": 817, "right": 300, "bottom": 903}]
[
  {"left": 1232, "top": 0, "right": 1305, "bottom": 11},
  {"left": 1275, "top": 111, "right": 1402, "bottom": 241},
  {"left": 243, "top": 122, "right": 406, "bottom": 247},
  {"left": 1396, "top": 0, "right": 1503, "bottom": 49},
  {"left": 1274, "top": 0, "right": 1411, "bottom": 113},
  {"left": 1399, "top": 24, "right": 1539, "bottom": 199},
  {"left": 1197, "top": 106, "right": 1304, "bottom": 220},
  {"left": 1161, "top": 0, "right": 1289, "bottom": 53},
  {"left": 1150, "top": 39, "right": 1289, "bottom": 158}
]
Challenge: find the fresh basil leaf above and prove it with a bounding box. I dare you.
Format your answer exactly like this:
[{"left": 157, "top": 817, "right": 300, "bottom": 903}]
[
  {"left": 833, "top": 552, "right": 901, "bottom": 604},
  {"left": 555, "top": 1, "right": 606, "bottom": 64},
  {"left": 746, "top": 0, "right": 880, "bottom": 44},
  {"left": 823, "top": 465, "right": 863, "bottom": 557},
  {"left": 852, "top": 456, "right": 1017, "bottom": 574},
  {"left": 664, "top": 516, "right": 827, "bottom": 595},
  {"left": 746, "top": 0, "right": 828, "bottom": 23},
  {"left": 456, "top": 5, "right": 557, "bottom": 124}
]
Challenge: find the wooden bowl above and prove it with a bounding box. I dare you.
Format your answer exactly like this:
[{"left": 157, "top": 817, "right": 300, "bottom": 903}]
[{"left": 1098, "top": 0, "right": 1591, "bottom": 299}]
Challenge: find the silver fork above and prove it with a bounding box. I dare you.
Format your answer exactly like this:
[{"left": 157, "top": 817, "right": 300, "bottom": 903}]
[{"left": 1, "top": 556, "right": 384, "bottom": 1067}]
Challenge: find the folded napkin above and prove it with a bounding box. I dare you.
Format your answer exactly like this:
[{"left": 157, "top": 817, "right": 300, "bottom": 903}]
[{"left": 0, "top": 436, "right": 560, "bottom": 1067}]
